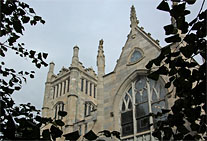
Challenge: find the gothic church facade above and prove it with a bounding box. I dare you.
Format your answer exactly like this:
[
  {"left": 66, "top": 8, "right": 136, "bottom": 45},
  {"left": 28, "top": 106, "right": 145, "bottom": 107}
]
[{"left": 42, "top": 6, "right": 174, "bottom": 141}]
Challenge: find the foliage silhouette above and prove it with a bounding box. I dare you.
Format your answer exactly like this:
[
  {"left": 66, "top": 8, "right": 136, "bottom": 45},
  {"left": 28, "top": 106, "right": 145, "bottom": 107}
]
[
  {"left": 0, "top": 1, "right": 120, "bottom": 140},
  {"left": 146, "top": 0, "right": 206, "bottom": 140},
  {"left": 0, "top": 0, "right": 48, "bottom": 140}
]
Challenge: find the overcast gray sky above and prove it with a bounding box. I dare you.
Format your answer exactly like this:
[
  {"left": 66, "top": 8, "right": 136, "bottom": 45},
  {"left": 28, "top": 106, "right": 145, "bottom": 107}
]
[{"left": 7, "top": 0, "right": 205, "bottom": 110}]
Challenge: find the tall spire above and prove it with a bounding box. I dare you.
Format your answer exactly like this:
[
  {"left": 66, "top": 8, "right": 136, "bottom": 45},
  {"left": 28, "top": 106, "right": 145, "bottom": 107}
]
[{"left": 130, "top": 5, "right": 139, "bottom": 28}]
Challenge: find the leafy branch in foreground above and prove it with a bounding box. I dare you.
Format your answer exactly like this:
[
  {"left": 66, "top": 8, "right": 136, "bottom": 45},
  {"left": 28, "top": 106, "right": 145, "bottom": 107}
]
[
  {"left": 40, "top": 111, "right": 120, "bottom": 141},
  {"left": 146, "top": 0, "right": 206, "bottom": 140},
  {"left": 0, "top": 0, "right": 48, "bottom": 139}
]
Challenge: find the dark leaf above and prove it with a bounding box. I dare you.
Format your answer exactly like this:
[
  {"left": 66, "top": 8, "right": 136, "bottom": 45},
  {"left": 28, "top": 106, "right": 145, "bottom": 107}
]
[
  {"left": 63, "top": 130, "right": 80, "bottom": 140},
  {"left": 157, "top": 0, "right": 170, "bottom": 12},
  {"left": 14, "top": 86, "right": 21, "bottom": 90},
  {"left": 42, "top": 129, "right": 50, "bottom": 140},
  {"left": 42, "top": 53, "right": 48, "bottom": 59},
  {"left": 34, "top": 16, "right": 41, "bottom": 21},
  {"left": 190, "top": 122, "right": 199, "bottom": 131},
  {"left": 58, "top": 111, "right": 67, "bottom": 117},
  {"left": 184, "top": 33, "right": 197, "bottom": 44},
  {"left": 177, "top": 125, "right": 189, "bottom": 134},
  {"left": 29, "top": 50, "right": 36, "bottom": 58},
  {"left": 173, "top": 133, "right": 184, "bottom": 140},
  {"left": 180, "top": 21, "right": 189, "bottom": 34},
  {"left": 22, "top": 16, "right": 30, "bottom": 23},
  {"left": 194, "top": 134, "right": 202, "bottom": 140},
  {"left": 25, "top": 71, "right": 29, "bottom": 75},
  {"left": 189, "top": 17, "right": 198, "bottom": 26},
  {"left": 165, "top": 34, "right": 181, "bottom": 43},
  {"left": 1, "top": 45, "right": 8, "bottom": 51},
  {"left": 146, "top": 60, "right": 153, "bottom": 69},
  {"left": 157, "top": 65, "right": 168, "bottom": 75},
  {"left": 99, "top": 130, "right": 111, "bottom": 137},
  {"left": 30, "top": 20, "right": 37, "bottom": 25},
  {"left": 164, "top": 24, "right": 178, "bottom": 35},
  {"left": 148, "top": 71, "right": 159, "bottom": 81},
  {"left": 50, "top": 125, "right": 63, "bottom": 138},
  {"left": 161, "top": 45, "right": 171, "bottom": 56},
  {"left": 111, "top": 131, "right": 120, "bottom": 139},
  {"left": 184, "top": 0, "right": 196, "bottom": 5},
  {"left": 35, "top": 115, "right": 42, "bottom": 122},
  {"left": 163, "top": 127, "right": 172, "bottom": 140},
  {"left": 152, "top": 130, "right": 161, "bottom": 140},
  {"left": 170, "top": 3, "right": 186, "bottom": 19},
  {"left": 184, "top": 10, "right": 190, "bottom": 16},
  {"left": 199, "top": 10, "right": 207, "bottom": 20},
  {"left": 38, "top": 53, "right": 42, "bottom": 60},
  {"left": 183, "top": 134, "right": 194, "bottom": 140},
  {"left": 55, "top": 120, "right": 65, "bottom": 126},
  {"left": 31, "top": 71, "right": 35, "bottom": 73},
  {"left": 4, "top": 115, "right": 15, "bottom": 139},
  {"left": 169, "top": 67, "right": 177, "bottom": 76},
  {"left": 29, "top": 8, "right": 35, "bottom": 13},
  {"left": 153, "top": 56, "right": 163, "bottom": 66},
  {"left": 13, "top": 20, "right": 23, "bottom": 34},
  {"left": 83, "top": 130, "right": 98, "bottom": 140},
  {"left": 40, "top": 19, "right": 46, "bottom": 24},
  {"left": 30, "top": 74, "right": 34, "bottom": 78},
  {"left": 192, "top": 22, "right": 202, "bottom": 30},
  {"left": 161, "top": 109, "right": 171, "bottom": 114},
  {"left": 0, "top": 48, "right": 5, "bottom": 57},
  {"left": 36, "top": 63, "right": 41, "bottom": 69}
]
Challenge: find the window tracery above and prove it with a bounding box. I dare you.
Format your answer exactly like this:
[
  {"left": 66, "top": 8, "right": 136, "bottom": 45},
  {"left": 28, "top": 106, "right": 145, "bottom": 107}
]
[{"left": 121, "top": 76, "right": 167, "bottom": 139}]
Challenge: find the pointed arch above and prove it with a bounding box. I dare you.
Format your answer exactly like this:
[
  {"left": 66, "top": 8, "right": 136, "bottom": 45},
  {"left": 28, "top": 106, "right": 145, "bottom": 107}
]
[{"left": 112, "top": 70, "right": 168, "bottom": 140}]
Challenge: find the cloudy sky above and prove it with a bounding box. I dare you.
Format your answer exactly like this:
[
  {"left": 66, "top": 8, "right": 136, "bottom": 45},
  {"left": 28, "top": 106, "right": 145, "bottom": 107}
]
[{"left": 7, "top": 0, "right": 205, "bottom": 110}]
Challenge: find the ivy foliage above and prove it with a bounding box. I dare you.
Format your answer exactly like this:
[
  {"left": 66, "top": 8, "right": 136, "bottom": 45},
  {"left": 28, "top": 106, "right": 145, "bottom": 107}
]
[
  {"left": 146, "top": 0, "right": 206, "bottom": 140},
  {"left": 0, "top": 0, "right": 48, "bottom": 140}
]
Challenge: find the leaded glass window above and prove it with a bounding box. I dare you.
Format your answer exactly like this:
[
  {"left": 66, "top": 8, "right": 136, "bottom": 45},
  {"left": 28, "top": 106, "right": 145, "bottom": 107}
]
[{"left": 121, "top": 76, "right": 167, "bottom": 139}]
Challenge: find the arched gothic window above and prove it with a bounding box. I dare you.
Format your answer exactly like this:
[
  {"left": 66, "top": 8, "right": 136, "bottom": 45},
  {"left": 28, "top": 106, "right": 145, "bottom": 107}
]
[
  {"left": 54, "top": 102, "right": 64, "bottom": 120},
  {"left": 121, "top": 76, "right": 167, "bottom": 139}
]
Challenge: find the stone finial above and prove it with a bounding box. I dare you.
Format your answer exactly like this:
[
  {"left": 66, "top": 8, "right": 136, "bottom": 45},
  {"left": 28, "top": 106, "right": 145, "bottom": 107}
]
[
  {"left": 73, "top": 45, "right": 79, "bottom": 57},
  {"left": 130, "top": 5, "right": 139, "bottom": 28},
  {"left": 97, "top": 39, "right": 104, "bottom": 57},
  {"left": 99, "top": 39, "right": 104, "bottom": 46},
  {"left": 71, "top": 45, "right": 79, "bottom": 66},
  {"left": 49, "top": 61, "right": 55, "bottom": 73},
  {"left": 47, "top": 61, "right": 55, "bottom": 82},
  {"left": 97, "top": 39, "right": 105, "bottom": 75}
]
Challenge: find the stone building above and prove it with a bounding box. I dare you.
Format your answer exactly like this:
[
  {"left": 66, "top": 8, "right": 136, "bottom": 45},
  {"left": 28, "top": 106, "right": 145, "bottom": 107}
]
[{"left": 42, "top": 6, "right": 174, "bottom": 141}]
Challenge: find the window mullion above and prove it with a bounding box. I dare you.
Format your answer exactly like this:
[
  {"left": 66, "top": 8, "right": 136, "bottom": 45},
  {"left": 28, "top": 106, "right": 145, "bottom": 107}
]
[
  {"left": 146, "top": 79, "right": 154, "bottom": 141},
  {"left": 131, "top": 81, "right": 137, "bottom": 140}
]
